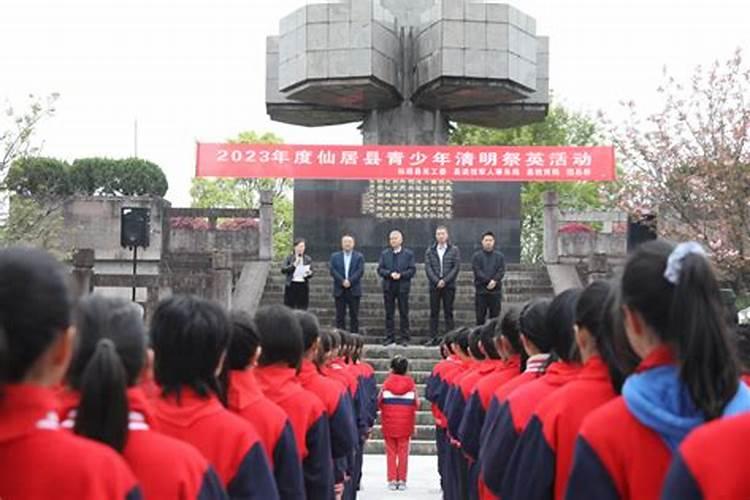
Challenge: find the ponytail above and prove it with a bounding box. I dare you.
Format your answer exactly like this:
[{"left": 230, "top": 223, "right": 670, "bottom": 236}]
[
  {"left": 622, "top": 240, "right": 740, "bottom": 419},
  {"left": 479, "top": 319, "right": 502, "bottom": 360},
  {"left": 498, "top": 307, "right": 526, "bottom": 370},
  {"left": 545, "top": 288, "right": 582, "bottom": 363},
  {"left": 74, "top": 338, "right": 129, "bottom": 452},
  {"left": 468, "top": 327, "right": 487, "bottom": 360},
  {"left": 670, "top": 253, "right": 739, "bottom": 419}
]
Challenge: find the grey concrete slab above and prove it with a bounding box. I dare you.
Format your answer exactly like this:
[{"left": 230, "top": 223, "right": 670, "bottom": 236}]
[{"left": 358, "top": 455, "right": 441, "bottom": 499}]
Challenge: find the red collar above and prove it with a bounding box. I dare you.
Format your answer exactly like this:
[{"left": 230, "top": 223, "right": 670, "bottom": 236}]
[
  {"left": 544, "top": 361, "right": 582, "bottom": 384},
  {"left": 577, "top": 355, "right": 610, "bottom": 382},
  {"left": 254, "top": 365, "right": 305, "bottom": 403},
  {"left": 479, "top": 359, "right": 506, "bottom": 375},
  {"left": 0, "top": 384, "right": 62, "bottom": 442},
  {"left": 228, "top": 369, "right": 265, "bottom": 410},
  {"left": 151, "top": 388, "right": 224, "bottom": 428},
  {"left": 297, "top": 360, "right": 322, "bottom": 386},
  {"left": 59, "top": 387, "right": 155, "bottom": 431},
  {"left": 636, "top": 345, "right": 674, "bottom": 373}
]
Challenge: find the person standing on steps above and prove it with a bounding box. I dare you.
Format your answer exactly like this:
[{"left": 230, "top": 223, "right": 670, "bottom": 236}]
[
  {"left": 472, "top": 231, "right": 506, "bottom": 325},
  {"left": 282, "top": 238, "right": 314, "bottom": 310},
  {"left": 424, "top": 225, "right": 461, "bottom": 347},
  {"left": 377, "top": 230, "right": 416, "bottom": 347},
  {"left": 329, "top": 234, "right": 365, "bottom": 334}
]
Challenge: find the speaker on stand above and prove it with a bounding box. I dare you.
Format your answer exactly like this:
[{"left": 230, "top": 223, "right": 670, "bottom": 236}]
[{"left": 121, "top": 207, "right": 151, "bottom": 302}]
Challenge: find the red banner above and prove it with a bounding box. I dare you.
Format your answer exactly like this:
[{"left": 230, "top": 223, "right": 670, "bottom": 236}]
[{"left": 195, "top": 143, "right": 616, "bottom": 182}]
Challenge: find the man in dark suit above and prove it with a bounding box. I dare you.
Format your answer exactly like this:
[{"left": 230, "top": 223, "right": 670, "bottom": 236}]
[
  {"left": 377, "top": 230, "right": 416, "bottom": 346},
  {"left": 329, "top": 234, "right": 365, "bottom": 333},
  {"left": 472, "top": 231, "right": 506, "bottom": 325},
  {"left": 424, "top": 225, "right": 461, "bottom": 346}
]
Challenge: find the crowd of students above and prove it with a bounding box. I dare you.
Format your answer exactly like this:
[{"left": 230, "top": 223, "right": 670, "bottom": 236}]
[
  {"left": 0, "top": 247, "right": 378, "bottom": 499},
  {"left": 427, "top": 239, "right": 750, "bottom": 499}
]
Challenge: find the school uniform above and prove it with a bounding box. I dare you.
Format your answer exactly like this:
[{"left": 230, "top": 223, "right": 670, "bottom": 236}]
[
  {"left": 476, "top": 354, "right": 550, "bottom": 500},
  {"left": 255, "top": 365, "right": 334, "bottom": 500},
  {"left": 379, "top": 373, "right": 419, "bottom": 484},
  {"left": 566, "top": 346, "right": 750, "bottom": 500},
  {"left": 662, "top": 412, "right": 750, "bottom": 499},
  {"left": 59, "top": 387, "right": 227, "bottom": 500},
  {"left": 150, "top": 388, "right": 279, "bottom": 500},
  {"left": 346, "top": 359, "right": 377, "bottom": 497},
  {"left": 443, "top": 359, "right": 480, "bottom": 499},
  {"left": 227, "top": 369, "right": 306, "bottom": 500},
  {"left": 0, "top": 384, "right": 141, "bottom": 500},
  {"left": 501, "top": 356, "right": 616, "bottom": 500},
  {"left": 297, "top": 360, "right": 357, "bottom": 489}
]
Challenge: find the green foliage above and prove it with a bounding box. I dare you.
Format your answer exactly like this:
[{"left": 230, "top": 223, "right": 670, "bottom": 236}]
[
  {"left": 0, "top": 196, "right": 65, "bottom": 254},
  {"left": 5, "top": 156, "right": 168, "bottom": 198},
  {"left": 190, "top": 130, "right": 293, "bottom": 259},
  {"left": 451, "top": 105, "right": 604, "bottom": 263}
]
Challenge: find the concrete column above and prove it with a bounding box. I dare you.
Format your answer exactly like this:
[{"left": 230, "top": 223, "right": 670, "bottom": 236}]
[
  {"left": 543, "top": 191, "right": 560, "bottom": 264},
  {"left": 71, "top": 248, "right": 95, "bottom": 299},
  {"left": 259, "top": 190, "right": 274, "bottom": 261},
  {"left": 211, "top": 250, "right": 233, "bottom": 309}
]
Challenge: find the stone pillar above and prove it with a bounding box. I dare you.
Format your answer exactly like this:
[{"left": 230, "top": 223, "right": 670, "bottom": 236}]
[
  {"left": 259, "top": 190, "right": 274, "bottom": 261},
  {"left": 71, "top": 248, "right": 95, "bottom": 299},
  {"left": 211, "top": 250, "right": 233, "bottom": 309},
  {"left": 543, "top": 191, "right": 560, "bottom": 264}
]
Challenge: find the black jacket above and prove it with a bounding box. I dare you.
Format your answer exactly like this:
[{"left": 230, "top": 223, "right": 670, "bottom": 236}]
[
  {"left": 377, "top": 248, "right": 416, "bottom": 293},
  {"left": 281, "top": 254, "right": 314, "bottom": 287},
  {"left": 425, "top": 243, "right": 461, "bottom": 288},
  {"left": 472, "top": 249, "right": 505, "bottom": 295}
]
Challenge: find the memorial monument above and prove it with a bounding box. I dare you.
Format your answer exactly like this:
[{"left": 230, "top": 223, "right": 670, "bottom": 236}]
[{"left": 266, "top": 0, "right": 549, "bottom": 262}]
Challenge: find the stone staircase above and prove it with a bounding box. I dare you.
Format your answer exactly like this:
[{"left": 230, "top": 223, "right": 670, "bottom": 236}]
[{"left": 259, "top": 263, "right": 553, "bottom": 454}]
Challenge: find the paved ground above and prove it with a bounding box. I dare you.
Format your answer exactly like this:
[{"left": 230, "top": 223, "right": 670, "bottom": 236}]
[{"left": 358, "top": 454, "right": 442, "bottom": 500}]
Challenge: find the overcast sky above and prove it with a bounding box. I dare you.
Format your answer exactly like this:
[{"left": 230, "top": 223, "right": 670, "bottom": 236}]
[{"left": 1, "top": 0, "right": 748, "bottom": 205}]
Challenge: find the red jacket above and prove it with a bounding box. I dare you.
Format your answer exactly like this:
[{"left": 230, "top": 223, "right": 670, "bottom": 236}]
[
  {"left": 378, "top": 373, "right": 419, "bottom": 439},
  {"left": 227, "top": 369, "right": 305, "bottom": 500},
  {"left": 662, "top": 412, "right": 750, "bottom": 499},
  {"left": 501, "top": 356, "right": 616, "bottom": 500},
  {"left": 59, "top": 387, "right": 226, "bottom": 500},
  {"left": 151, "top": 388, "right": 278, "bottom": 500},
  {"left": 0, "top": 384, "right": 141, "bottom": 500}
]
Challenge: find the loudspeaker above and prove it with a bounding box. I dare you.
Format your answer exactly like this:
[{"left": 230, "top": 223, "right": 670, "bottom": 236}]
[{"left": 121, "top": 207, "right": 151, "bottom": 249}]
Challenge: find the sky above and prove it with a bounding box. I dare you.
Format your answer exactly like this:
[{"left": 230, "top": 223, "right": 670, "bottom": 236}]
[{"left": 1, "top": 0, "right": 749, "bottom": 206}]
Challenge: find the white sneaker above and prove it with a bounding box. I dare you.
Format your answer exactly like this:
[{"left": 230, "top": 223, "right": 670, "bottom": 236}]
[
  {"left": 388, "top": 482, "right": 398, "bottom": 491},
  {"left": 397, "top": 481, "right": 407, "bottom": 490}
]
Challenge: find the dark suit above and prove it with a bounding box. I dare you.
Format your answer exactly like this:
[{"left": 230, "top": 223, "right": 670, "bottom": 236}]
[
  {"left": 377, "top": 248, "right": 416, "bottom": 343},
  {"left": 329, "top": 250, "right": 365, "bottom": 333},
  {"left": 425, "top": 243, "right": 461, "bottom": 338},
  {"left": 472, "top": 249, "right": 506, "bottom": 325}
]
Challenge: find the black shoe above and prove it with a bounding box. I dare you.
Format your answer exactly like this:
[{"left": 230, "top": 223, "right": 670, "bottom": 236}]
[
  {"left": 424, "top": 337, "right": 441, "bottom": 347},
  {"left": 399, "top": 339, "right": 409, "bottom": 347},
  {"left": 382, "top": 337, "right": 395, "bottom": 346}
]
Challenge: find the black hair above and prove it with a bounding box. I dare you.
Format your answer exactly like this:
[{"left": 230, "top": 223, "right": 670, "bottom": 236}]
[
  {"left": 442, "top": 330, "right": 457, "bottom": 356},
  {"left": 0, "top": 247, "right": 71, "bottom": 383},
  {"left": 227, "top": 310, "right": 261, "bottom": 371},
  {"left": 339, "top": 330, "right": 353, "bottom": 362},
  {"left": 150, "top": 295, "right": 231, "bottom": 400},
  {"left": 351, "top": 334, "right": 363, "bottom": 362},
  {"left": 621, "top": 240, "right": 739, "bottom": 419},
  {"left": 498, "top": 307, "right": 526, "bottom": 370},
  {"left": 295, "top": 310, "right": 320, "bottom": 353},
  {"left": 68, "top": 295, "right": 146, "bottom": 452},
  {"left": 546, "top": 288, "right": 582, "bottom": 363},
  {"left": 0, "top": 326, "right": 6, "bottom": 386},
  {"left": 736, "top": 324, "right": 750, "bottom": 373},
  {"left": 255, "top": 305, "right": 304, "bottom": 370},
  {"left": 596, "top": 281, "right": 640, "bottom": 393},
  {"left": 341, "top": 233, "right": 355, "bottom": 240},
  {"left": 519, "top": 299, "right": 552, "bottom": 353},
  {"left": 328, "top": 329, "right": 342, "bottom": 350},
  {"left": 478, "top": 318, "right": 502, "bottom": 360},
  {"left": 453, "top": 327, "right": 471, "bottom": 355},
  {"left": 391, "top": 356, "right": 408, "bottom": 375},
  {"left": 293, "top": 238, "right": 306, "bottom": 249},
  {"left": 436, "top": 225, "right": 449, "bottom": 233},
  {"left": 468, "top": 327, "right": 487, "bottom": 360},
  {"left": 481, "top": 231, "right": 496, "bottom": 240}
]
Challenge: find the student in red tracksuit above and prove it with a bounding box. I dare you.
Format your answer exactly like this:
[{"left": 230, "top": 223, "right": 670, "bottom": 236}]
[
  {"left": 295, "top": 311, "right": 357, "bottom": 500},
  {"left": 661, "top": 412, "right": 750, "bottom": 499},
  {"left": 502, "top": 281, "right": 639, "bottom": 500},
  {"left": 61, "top": 294, "right": 227, "bottom": 499},
  {"left": 478, "top": 298, "right": 553, "bottom": 499},
  {"left": 0, "top": 247, "right": 141, "bottom": 500},
  {"left": 379, "top": 355, "right": 419, "bottom": 491},
  {"left": 254, "top": 305, "right": 334, "bottom": 500},
  {"left": 225, "top": 311, "right": 306, "bottom": 500},
  {"left": 566, "top": 240, "right": 750, "bottom": 500},
  {"left": 148, "top": 295, "right": 279, "bottom": 500}
]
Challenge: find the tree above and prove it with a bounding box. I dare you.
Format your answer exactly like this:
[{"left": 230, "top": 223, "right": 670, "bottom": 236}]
[
  {"left": 451, "top": 105, "right": 604, "bottom": 263},
  {"left": 190, "top": 131, "right": 293, "bottom": 258},
  {"left": 611, "top": 49, "right": 750, "bottom": 291}
]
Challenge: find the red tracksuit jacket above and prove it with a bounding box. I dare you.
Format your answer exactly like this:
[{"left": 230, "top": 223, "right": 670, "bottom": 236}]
[
  {"left": 59, "top": 387, "right": 227, "bottom": 500},
  {"left": 661, "top": 412, "right": 750, "bottom": 499},
  {"left": 481, "top": 361, "right": 581, "bottom": 497},
  {"left": 0, "top": 384, "right": 141, "bottom": 500},
  {"left": 255, "top": 364, "right": 334, "bottom": 500},
  {"left": 501, "top": 356, "right": 616, "bottom": 500},
  {"left": 227, "top": 368, "right": 305, "bottom": 500},
  {"left": 379, "top": 373, "right": 419, "bottom": 438},
  {"left": 150, "top": 388, "right": 279, "bottom": 500}
]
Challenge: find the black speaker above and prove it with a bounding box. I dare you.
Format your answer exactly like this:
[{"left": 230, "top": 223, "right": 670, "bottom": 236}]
[{"left": 121, "top": 207, "right": 151, "bottom": 249}]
